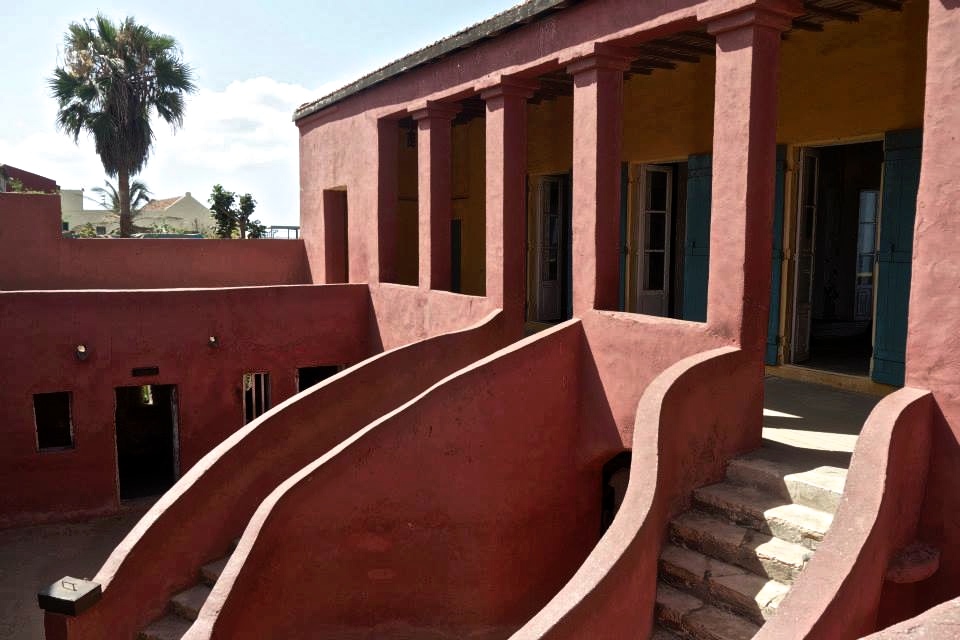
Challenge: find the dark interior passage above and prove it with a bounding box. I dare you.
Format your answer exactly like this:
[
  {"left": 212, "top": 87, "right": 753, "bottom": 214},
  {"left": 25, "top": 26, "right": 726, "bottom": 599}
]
[
  {"left": 600, "top": 451, "right": 632, "bottom": 535},
  {"left": 803, "top": 142, "right": 883, "bottom": 376},
  {"left": 115, "top": 385, "right": 177, "bottom": 500}
]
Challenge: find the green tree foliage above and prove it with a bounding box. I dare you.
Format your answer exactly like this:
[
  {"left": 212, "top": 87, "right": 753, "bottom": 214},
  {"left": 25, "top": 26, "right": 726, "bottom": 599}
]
[
  {"left": 90, "top": 178, "right": 152, "bottom": 212},
  {"left": 208, "top": 185, "right": 266, "bottom": 239},
  {"left": 49, "top": 14, "right": 195, "bottom": 237}
]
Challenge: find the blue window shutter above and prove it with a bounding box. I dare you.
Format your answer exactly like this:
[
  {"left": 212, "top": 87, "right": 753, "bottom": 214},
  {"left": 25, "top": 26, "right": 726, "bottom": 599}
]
[
  {"left": 682, "top": 154, "right": 712, "bottom": 321},
  {"left": 766, "top": 146, "right": 787, "bottom": 365},
  {"left": 619, "top": 162, "right": 628, "bottom": 312},
  {"left": 873, "top": 129, "right": 922, "bottom": 386}
]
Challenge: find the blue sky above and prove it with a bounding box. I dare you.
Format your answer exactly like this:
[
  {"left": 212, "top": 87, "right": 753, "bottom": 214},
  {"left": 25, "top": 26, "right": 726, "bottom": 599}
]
[{"left": 0, "top": 1, "right": 517, "bottom": 226}]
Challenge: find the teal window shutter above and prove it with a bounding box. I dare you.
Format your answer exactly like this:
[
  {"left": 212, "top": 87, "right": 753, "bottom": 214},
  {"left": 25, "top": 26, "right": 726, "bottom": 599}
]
[
  {"left": 872, "top": 129, "right": 922, "bottom": 386},
  {"left": 682, "top": 154, "right": 712, "bottom": 322},
  {"left": 619, "top": 162, "right": 628, "bottom": 312},
  {"left": 766, "top": 146, "right": 787, "bottom": 365}
]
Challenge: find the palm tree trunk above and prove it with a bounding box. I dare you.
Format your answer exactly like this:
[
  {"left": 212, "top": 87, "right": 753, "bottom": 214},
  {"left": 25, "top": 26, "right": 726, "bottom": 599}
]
[{"left": 118, "top": 169, "right": 132, "bottom": 237}]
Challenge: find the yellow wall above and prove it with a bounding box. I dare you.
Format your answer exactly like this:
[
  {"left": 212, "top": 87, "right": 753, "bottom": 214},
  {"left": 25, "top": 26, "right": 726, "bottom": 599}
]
[
  {"left": 521, "top": 1, "right": 926, "bottom": 170},
  {"left": 452, "top": 118, "right": 486, "bottom": 296},
  {"left": 777, "top": 0, "right": 926, "bottom": 143}
]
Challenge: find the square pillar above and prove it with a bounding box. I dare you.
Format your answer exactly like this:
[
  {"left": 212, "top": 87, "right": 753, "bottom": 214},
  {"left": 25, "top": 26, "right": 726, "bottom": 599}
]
[
  {"left": 482, "top": 78, "right": 537, "bottom": 336},
  {"left": 412, "top": 103, "right": 460, "bottom": 291},
  {"left": 568, "top": 47, "right": 631, "bottom": 316},
  {"left": 701, "top": 0, "right": 797, "bottom": 351},
  {"left": 905, "top": 0, "right": 960, "bottom": 386}
]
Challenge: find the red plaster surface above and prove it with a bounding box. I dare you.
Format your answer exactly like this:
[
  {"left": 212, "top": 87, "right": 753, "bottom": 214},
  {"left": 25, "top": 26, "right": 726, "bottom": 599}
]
[
  {"left": 755, "top": 388, "right": 933, "bottom": 640},
  {"left": 513, "top": 347, "right": 759, "bottom": 639},
  {"left": 48, "top": 312, "right": 506, "bottom": 640},
  {"left": 0, "top": 284, "right": 370, "bottom": 529},
  {"left": 0, "top": 194, "right": 311, "bottom": 290},
  {"left": 186, "top": 322, "right": 592, "bottom": 640},
  {"left": 901, "top": 0, "right": 960, "bottom": 624}
]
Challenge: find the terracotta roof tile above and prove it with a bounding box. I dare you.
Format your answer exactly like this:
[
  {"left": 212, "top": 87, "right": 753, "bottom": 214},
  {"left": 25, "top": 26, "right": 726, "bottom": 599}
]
[{"left": 141, "top": 196, "right": 182, "bottom": 212}]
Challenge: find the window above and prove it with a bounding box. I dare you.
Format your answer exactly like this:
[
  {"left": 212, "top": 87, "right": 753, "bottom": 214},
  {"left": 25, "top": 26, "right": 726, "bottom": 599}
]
[
  {"left": 242, "top": 372, "right": 271, "bottom": 424},
  {"left": 297, "top": 366, "right": 340, "bottom": 392},
  {"left": 95, "top": 225, "right": 107, "bottom": 235},
  {"left": 61, "top": 221, "right": 69, "bottom": 232},
  {"left": 34, "top": 392, "right": 73, "bottom": 450}
]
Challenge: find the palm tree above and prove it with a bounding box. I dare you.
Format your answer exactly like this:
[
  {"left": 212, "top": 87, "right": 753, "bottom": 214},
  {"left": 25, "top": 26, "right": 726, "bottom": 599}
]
[
  {"left": 49, "top": 15, "right": 195, "bottom": 237},
  {"left": 90, "top": 178, "right": 152, "bottom": 213}
]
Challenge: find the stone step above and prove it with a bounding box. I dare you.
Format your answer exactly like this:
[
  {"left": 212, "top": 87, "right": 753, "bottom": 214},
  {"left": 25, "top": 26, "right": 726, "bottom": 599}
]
[
  {"left": 726, "top": 452, "right": 846, "bottom": 514},
  {"left": 655, "top": 582, "right": 760, "bottom": 640},
  {"left": 693, "top": 482, "right": 833, "bottom": 550},
  {"left": 670, "top": 509, "right": 813, "bottom": 584},
  {"left": 138, "top": 614, "right": 192, "bottom": 640},
  {"left": 201, "top": 556, "right": 230, "bottom": 587},
  {"left": 652, "top": 625, "right": 684, "bottom": 640},
  {"left": 660, "top": 543, "right": 789, "bottom": 625},
  {"left": 170, "top": 584, "right": 212, "bottom": 621}
]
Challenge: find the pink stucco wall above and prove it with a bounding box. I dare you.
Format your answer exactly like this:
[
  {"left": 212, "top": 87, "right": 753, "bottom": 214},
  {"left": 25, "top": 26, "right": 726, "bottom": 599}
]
[
  {"left": 898, "top": 0, "right": 960, "bottom": 625},
  {"left": 43, "top": 311, "right": 507, "bottom": 640},
  {"left": 513, "top": 347, "right": 758, "bottom": 639},
  {"left": 186, "top": 322, "right": 594, "bottom": 640},
  {"left": 0, "top": 284, "right": 370, "bottom": 528},
  {"left": 0, "top": 193, "right": 311, "bottom": 290}
]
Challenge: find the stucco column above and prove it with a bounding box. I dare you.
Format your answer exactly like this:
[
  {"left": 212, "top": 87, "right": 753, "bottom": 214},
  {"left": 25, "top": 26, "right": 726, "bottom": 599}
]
[
  {"left": 568, "top": 47, "right": 631, "bottom": 316},
  {"left": 701, "top": 0, "right": 798, "bottom": 351},
  {"left": 905, "top": 0, "right": 960, "bottom": 389},
  {"left": 482, "top": 78, "right": 537, "bottom": 336},
  {"left": 412, "top": 103, "right": 460, "bottom": 290}
]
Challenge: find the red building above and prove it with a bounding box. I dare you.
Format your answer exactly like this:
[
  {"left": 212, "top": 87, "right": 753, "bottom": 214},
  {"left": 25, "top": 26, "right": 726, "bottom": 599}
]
[{"left": 7, "top": 0, "right": 960, "bottom": 638}]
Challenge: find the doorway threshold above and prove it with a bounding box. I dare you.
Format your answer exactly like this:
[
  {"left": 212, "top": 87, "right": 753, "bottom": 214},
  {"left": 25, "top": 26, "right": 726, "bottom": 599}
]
[{"left": 765, "top": 364, "right": 896, "bottom": 397}]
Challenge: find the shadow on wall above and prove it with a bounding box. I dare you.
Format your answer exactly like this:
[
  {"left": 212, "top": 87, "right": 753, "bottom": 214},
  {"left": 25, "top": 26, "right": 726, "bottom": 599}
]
[{"left": 188, "top": 321, "right": 625, "bottom": 640}]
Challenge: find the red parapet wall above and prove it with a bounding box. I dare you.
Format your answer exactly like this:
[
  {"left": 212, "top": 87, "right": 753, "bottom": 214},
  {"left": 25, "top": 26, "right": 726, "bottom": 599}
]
[
  {"left": 0, "top": 193, "right": 311, "bottom": 290},
  {"left": 43, "top": 311, "right": 507, "bottom": 640},
  {"left": 185, "top": 322, "right": 593, "bottom": 639},
  {"left": 0, "top": 284, "right": 371, "bottom": 529},
  {"left": 755, "top": 387, "right": 934, "bottom": 640},
  {"left": 513, "top": 346, "right": 759, "bottom": 639}
]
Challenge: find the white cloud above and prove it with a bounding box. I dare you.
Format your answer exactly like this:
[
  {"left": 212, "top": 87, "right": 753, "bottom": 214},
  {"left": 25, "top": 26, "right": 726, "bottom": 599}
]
[{"left": 0, "top": 76, "right": 336, "bottom": 226}]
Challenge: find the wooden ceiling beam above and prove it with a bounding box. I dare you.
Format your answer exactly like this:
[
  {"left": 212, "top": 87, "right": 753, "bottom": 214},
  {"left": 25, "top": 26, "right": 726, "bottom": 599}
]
[
  {"left": 802, "top": 2, "right": 860, "bottom": 21},
  {"left": 637, "top": 45, "right": 701, "bottom": 63},
  {"left": 791, "top": 19, "right": 825, "bottom": 31}
]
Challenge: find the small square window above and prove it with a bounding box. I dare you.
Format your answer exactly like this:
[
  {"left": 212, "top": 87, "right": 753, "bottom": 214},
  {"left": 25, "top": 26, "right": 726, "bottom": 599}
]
[
  {"left": 95, "top": 226, "right": 107, "bottom": 235},
  {"left": 62, "top": 221, "right": 70, "bottom": 232},
  {"left": 34, "top": 392, "right": 73, "bottom": 450}
]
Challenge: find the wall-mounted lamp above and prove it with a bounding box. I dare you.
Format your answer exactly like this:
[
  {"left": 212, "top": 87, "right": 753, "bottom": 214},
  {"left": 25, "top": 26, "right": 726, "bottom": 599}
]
[
  {"left": 208, "top": 336, "right": 219, "bottom": 348},
  {"left": 75, "top": 344, "right": 89, "bottom": 361}
]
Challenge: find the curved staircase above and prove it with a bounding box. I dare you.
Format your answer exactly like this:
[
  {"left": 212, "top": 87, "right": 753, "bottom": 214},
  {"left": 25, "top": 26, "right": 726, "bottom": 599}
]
[{"left": 653, "top": 442, "right": 848, "bottom": 639}]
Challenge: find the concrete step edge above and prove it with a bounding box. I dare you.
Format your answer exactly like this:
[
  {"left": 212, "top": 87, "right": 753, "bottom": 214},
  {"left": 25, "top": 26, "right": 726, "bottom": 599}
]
[
  {"left": 655, "top": 582, "right": 760, "bottom": 640},
  {"left": 693, "top": 482, "right": 833, "bottom": 550},
  {"left": 670, "top": 509, "right": 813, "bottom": 583},
  {"left": 659, "top": 543, "right": 789, "bottom": 625}
]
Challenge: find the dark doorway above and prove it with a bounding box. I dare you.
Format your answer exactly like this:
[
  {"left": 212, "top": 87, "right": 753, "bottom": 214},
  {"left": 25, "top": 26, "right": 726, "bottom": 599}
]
[
  {"left": 115, "top": 384, "right": 178, "bottom": 500},
  {"left": 792, "top": 142, "right": 883, "bottom": 376},
  {"left": 297, "top": 365, "right": 340, "bottom": 392},
  {"left": 600, "top": 451, "right": 632, "bottom": 535}
]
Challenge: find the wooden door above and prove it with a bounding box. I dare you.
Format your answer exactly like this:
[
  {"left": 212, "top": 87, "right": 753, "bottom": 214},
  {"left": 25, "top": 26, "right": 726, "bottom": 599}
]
[
  {"left": 630, "top": 165, "right": 673, "bottom": 316},
  {"left": 792, "top": 148, "right": 820, "bottom": 363},
  {"left": 535, "top": 177, "right": 564, "bottom": 322}
]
